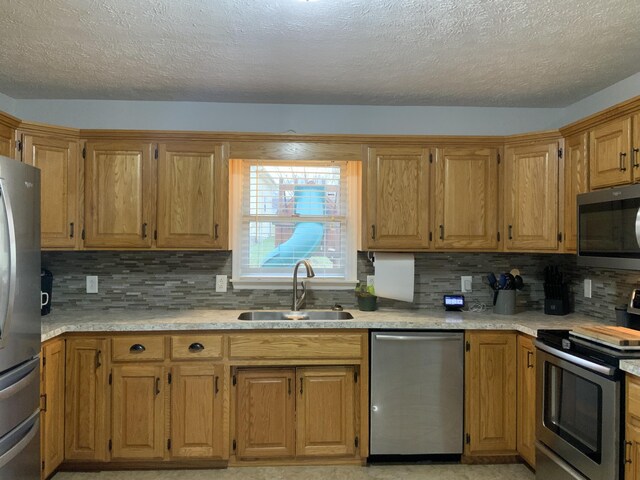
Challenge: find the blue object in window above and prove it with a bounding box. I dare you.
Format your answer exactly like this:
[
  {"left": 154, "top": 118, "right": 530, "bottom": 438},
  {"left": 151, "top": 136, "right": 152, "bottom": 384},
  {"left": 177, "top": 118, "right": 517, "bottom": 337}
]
[{"left": 261, "top": 185, "right": 325, "bottom": 267}]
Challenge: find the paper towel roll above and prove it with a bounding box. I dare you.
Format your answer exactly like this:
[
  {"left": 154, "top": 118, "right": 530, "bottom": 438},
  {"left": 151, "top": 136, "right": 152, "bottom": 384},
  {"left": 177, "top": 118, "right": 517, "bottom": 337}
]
[{"left": 374, "top": 253, "right": 415, "bottom": 302}]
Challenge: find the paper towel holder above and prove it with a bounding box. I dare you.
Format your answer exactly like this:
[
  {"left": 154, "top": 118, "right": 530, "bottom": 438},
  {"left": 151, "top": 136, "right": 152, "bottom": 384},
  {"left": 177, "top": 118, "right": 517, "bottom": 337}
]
[{"left": 367, "top": 252, "right": 375, "bottom": 264}]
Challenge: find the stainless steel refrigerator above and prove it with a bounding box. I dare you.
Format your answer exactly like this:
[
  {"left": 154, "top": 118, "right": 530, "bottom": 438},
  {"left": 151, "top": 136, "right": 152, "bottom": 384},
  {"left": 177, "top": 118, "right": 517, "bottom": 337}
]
[{"left": 0, "top": 155, "right": 41, "bottom": 479}]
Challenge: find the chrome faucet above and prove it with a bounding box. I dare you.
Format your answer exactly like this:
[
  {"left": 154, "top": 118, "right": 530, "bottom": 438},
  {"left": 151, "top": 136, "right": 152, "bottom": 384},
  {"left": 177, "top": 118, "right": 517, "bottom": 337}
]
[{"left": 292, "top": 259, "right": 315, "bottom": 312}]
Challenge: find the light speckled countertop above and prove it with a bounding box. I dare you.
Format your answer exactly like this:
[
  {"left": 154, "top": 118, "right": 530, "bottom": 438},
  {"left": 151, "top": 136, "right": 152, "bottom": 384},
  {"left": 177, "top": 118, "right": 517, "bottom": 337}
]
[
  {"left": 41, "top": 308, "right": 606, "bottom": 342},
  {"left": 621, "top": 360, "right": 640, "bottom": 377}
]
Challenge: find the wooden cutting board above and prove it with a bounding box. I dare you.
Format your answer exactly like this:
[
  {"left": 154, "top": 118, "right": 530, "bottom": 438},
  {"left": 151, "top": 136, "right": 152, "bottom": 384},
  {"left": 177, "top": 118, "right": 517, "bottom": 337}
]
[{"left": 572, "top": 325, "right": 640, "bottom": 347}]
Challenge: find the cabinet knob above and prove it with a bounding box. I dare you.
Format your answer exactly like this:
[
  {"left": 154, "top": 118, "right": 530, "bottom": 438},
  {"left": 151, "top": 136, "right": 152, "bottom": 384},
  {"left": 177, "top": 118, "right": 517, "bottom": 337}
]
[
  {"left": 188, "top": 342, "right": 204, "bottom": 353},
  {"left": 129, "top": 344, "right": 146, "bottom": 353}
]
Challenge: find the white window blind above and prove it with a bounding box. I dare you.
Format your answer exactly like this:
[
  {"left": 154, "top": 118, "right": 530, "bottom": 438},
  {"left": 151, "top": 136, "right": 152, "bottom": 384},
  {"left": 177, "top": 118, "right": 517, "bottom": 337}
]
[{"left": 236, "top": 160, "right": 350, "bottom": 281}]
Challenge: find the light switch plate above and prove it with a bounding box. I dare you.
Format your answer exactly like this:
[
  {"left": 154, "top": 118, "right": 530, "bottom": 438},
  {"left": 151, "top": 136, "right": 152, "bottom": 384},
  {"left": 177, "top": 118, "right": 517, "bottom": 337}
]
[
  {"left": 584, "top": 279, "right": 592, "bottom": 298},
  {"left": 86, "top": 276, "right": 98, "bottom": 294},
  {"left": 461, "top": 276, "right": 472, "bottom": 293},
  {"left": 216, "top": 275, "right": 228, "bottom": 293}
]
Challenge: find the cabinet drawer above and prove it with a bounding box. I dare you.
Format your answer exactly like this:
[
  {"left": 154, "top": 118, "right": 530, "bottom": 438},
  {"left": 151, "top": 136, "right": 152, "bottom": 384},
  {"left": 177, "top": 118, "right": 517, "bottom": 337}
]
[
  {"left": 628, "top": 376, "right": 640, "bottom": 419},
  {"left": 170, "top": 335, "right": 223, "bottom": 361},
  {"left": 228, "top": 333, "right": 363, "bottom": 360},
  {"left": 112, "top": 336, "right": 165, "bottom": 362}
]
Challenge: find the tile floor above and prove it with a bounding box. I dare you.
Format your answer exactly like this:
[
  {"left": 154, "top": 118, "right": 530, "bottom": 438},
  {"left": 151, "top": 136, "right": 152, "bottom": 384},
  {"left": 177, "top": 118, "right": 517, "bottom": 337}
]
[{"left": 53, "top": 464, "right": 534, "bottom": 479}]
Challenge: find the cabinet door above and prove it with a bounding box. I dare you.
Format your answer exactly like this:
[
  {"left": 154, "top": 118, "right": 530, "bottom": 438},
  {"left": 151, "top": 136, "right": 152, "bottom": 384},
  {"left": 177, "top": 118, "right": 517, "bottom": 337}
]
[
  {"left": 41, "top": 339, "right": 66, "bottom": 478},
  {"left": 434, "top": 147, "right": 499, "bottom": 249},
  {"left": 516, "top": 335, "right": 536, "bottom": 467},
  {"left": 157, "top": 142, "right": 228, "bottom": 249},
  {"left": 563, "top": 133, "right": 588, "bottom": 252},
  {"left": 589, "top": 117, "right": 632, "bottom": 189},
  {"left": 465, "top": 331, "right": 517, "bottom": 455},
  {"left": 111, "top": 365, "right": 165, "bottom": 460},
  {"left": 364, "top": 146, "right": 430, "bottom": 249},
  {"left": 634, "top": 114, "right": 640, "bottom": 183},
  {"left": 84, "top": 141, "right": 155, "bottom": 248},
  {"left": 504, "top": 142, "right": 559, "bottom": 251},
  {"left": 626, "top": 420, "right": 640, "bottom": 480},
  {"left": 235, "top": 368, "right": 295, "bottom": 459},
  {"left": 296, "top": 367, "right": 356, "bottom": 457},
  {"left": 65, "top": 338, "right": 109, "bottom": 461},
  {"left": 171, "top": 364, "right": 224, "bottom": 459},
  {"left": 0, "top": 124, "right": 15, "bottom": 159},
  {"left": 23, "top": 135, "right": 78, "bottom": 249}
]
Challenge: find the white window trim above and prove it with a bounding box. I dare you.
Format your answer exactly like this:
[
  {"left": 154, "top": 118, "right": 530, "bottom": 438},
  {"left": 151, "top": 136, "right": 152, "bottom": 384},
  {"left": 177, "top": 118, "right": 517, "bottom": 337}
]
[{"left": 230, "top": 159, "right": 360, "bottom": 290}]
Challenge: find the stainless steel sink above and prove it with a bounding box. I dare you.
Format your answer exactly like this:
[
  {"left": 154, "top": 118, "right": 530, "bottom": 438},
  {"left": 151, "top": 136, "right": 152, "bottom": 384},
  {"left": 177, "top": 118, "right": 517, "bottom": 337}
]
[{"left": 237, "top": 311, "right": 354, "bottom": 321}]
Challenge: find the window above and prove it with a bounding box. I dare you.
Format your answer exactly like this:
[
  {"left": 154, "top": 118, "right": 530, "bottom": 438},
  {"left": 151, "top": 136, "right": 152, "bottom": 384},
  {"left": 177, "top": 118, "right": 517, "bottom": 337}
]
[{"left": 231, "top": 160, "right": 358, "bottom": 289}]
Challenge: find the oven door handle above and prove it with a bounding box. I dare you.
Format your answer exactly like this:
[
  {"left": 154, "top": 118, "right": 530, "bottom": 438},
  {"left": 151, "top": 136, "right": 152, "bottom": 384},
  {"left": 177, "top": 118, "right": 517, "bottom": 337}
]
[
  {"left": 535, "top": 341, "right": 616, "bottom": 377},
  {"left": 636, "top": 206, "right": 640, "bottom": 248}
]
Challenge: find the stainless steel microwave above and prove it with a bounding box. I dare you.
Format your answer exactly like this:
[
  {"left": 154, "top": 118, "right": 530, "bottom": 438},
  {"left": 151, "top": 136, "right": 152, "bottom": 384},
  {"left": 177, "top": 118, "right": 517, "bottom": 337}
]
[{"left": 578, "top": 183, "right": 640, "bottom": 270}]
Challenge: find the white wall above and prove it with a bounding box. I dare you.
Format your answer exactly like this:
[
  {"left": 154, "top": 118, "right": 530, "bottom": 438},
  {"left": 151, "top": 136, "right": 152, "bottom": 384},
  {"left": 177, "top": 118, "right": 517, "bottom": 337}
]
[
  {"left": 559, "top": 71, "right": 640, "bottom": 125},
  {"left": 13, "top": 99, "right": 561, "bottom": 136},
  {"left": 0, "top": 92, "right": 16, "bottom": 116}
]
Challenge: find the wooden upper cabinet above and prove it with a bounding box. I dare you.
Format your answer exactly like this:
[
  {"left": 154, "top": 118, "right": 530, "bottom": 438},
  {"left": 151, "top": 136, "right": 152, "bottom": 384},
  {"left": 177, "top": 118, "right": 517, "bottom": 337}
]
[
  {"left": 516, "top": 335, "right": 536, "bottom": 467},
  {"left": 296, "top": 367, "right": 356, "bottom": 457},
  {"left": 563, "top": 133, "right": 589, "bottom": 252},
  {"left": 84, "top": 141, "right": 155, "bottom": 248},
  {"left": 0, "top": 123, "right": 15, "bottom": 159},
  {"left": 157, "top": 142, "right": 228, "bottom": 249},
  {"left": 23, "top": 135, "right": 78, "bottom": 249},
  {"left": 65, "top": 338, "right": 109, "bottom": 461},
  {"left": 434, "top": 147, "right": 499, "bottom": 250},
  {"left": 465, "top": 331, "right": 517, "bottom": 456},
  {"left": 111, "top": 364, "right": 166, "bottom": 460},
  {"left": 41, "top": 339, "right": 66, "bottom": 479},
  {"left": 363, "top": 146, "right": 430, "bottom": 250},
  {"left": 235, "top": 368, "right": 296, "bottom": 459},
  {"left": 634, "top": 114, "right": 640, "bottom": 181},
  {"left": 504, "top": 141, "right": 559, "bottom": 251},
  {"left": 589, "top": 117, "right": 633, "bottom": 189},
  {"left": 171, "top": 364, "right": 225, "bottom": 459}
]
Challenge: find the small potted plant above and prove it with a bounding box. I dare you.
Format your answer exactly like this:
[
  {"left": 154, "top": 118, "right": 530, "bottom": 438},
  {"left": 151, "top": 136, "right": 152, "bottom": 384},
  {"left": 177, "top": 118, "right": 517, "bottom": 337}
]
[{"left": 355, "top": 283, "right": 377, "bottom": 311}]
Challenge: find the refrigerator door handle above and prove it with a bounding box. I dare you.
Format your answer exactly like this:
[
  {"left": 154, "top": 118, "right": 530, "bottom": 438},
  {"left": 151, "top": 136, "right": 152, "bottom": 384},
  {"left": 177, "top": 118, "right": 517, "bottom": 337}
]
[
  {"left": 0, "top": 179, "right": 17, "bottom": 346},
  {"left": 0, "top": 357, "right": 39, "bottom": 400},
  {"left": 0, "top": 411, "right": 39, "bottom": 470}
]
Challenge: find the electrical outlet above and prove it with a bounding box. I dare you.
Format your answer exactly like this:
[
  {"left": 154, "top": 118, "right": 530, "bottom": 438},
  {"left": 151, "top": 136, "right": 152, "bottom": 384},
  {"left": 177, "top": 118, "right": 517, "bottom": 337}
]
[
  {"left": 216, "top": 275, "right": 228, "bottom": 293},
  {"left": 367, "top": 275, "right": 375, "bottom": 288},
  {"left": 86, "top": 276, "right": 98, "bottom": 294},
  {"left": 584, "top": 279, "right": 592, "bottom": 298},
  {"left": 461, "top": 276, "right": 472, "bottom": 293}
]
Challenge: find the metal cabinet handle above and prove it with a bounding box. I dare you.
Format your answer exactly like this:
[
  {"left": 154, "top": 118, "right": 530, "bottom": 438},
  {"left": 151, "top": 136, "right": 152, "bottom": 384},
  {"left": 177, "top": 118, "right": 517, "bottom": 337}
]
[
  {"left": 69, "top": 222, "right": 74, "bottom": 238},
  {"left": 300, "top": 377, "right": 304, "bottom": 395},
  {"left": 95, "top": 350, "right": 102, "bottom": 369},
  {"left": 288, "top": 378, "right": 292, "bottom": 395},
  {"left": 621, "top": 152, "right": 628, "bottom": 172},
  {"left": 634, "top": 148, "right": 640, "bottom": 168},
  {"left": 188, "top": 342, "right": 204, "bottom": 353},
  {"left": 142, "top": 223, "right": 148, "bottom": 238},
  {"left": 155, "top": 377, "right": 160, "bottom": 396},
  {"left": 527, "top": 351, "right": 534, "bottom": 368},
  {"left": 371, "top": 225, "right": 376, "bottom": 240},
  {"left": 129, "top": 344, "right": 146, "bottom": 353},
  {"left": 626, "top": 441, "right": 633, "bottom": 464},
  {"left": 508, "top": 225, "right": 513, "bottom": 240},
  {"left": 214, "top": 376, "right": 219, "bottom": 395},
  {"left": 214, "top": 224, "right": 219, "bottom": 239},
  {"left": 40, "top": 394, "right": 47, "bottom": 413},
  {"left": 439, "top": 224, "right": 444, "bottom": 240}
]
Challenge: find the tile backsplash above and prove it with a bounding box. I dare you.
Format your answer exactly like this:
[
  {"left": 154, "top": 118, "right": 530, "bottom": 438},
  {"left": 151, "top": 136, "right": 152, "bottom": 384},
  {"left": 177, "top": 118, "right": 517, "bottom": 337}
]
[{"left": 43, "top": 250, "right": 583, "bottom": 313}]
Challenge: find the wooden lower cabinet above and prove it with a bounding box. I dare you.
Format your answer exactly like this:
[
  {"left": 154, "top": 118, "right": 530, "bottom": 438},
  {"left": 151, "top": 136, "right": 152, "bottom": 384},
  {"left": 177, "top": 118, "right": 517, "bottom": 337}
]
[
  {"left": 234, "top": 366, "right": 358, "bottom": 460},
  {"left": 516, "top": 334, "right": 536, "bottom": 467},
  {"left": 111, "top": 364, "right": 166, "bottom": 460},
  {"left": 465, "top": 331, "right": 517, "bottom": 456},
  {"left": 65, "top": 338, "right": 109, "bottom": 461},
  {"left": 235, "top": 368, "right": 296, "bottom": 459},
  {"left": 626, "top": 375, "right": 640, "bottom": 479},
  {"left": 41, "top": 339, "right": 65, "bottom": 479},
  {"left": 171, "top": 364, "right": 225, "bottom": 459}
]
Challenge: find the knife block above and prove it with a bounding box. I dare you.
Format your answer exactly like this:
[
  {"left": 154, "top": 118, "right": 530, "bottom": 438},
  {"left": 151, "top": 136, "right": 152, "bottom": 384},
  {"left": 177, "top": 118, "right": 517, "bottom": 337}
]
[{"left": 544, "top": 283, "right": 570, "bottom": 315}]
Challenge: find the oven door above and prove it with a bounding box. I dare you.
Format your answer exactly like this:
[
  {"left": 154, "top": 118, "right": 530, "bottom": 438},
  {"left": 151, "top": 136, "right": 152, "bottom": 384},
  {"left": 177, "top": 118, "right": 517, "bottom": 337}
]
[{"left": 536, "top": 344, "right": 620, "bottom": 480}]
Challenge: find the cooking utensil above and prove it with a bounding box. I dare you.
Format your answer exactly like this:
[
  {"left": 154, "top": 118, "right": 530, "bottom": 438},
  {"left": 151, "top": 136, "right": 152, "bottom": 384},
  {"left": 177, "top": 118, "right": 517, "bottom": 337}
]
[
  {"left": 487, "top": 273, "right": 498, "bottom": 290},
  {"left": 514, "top": 275, "right": 524, "bottom": 290},
  {"left": 510, "top": 268, "right": 520, "bottom": 277},
  {"left": 498, "top": 273, "right": 507, "bottom": 290}
]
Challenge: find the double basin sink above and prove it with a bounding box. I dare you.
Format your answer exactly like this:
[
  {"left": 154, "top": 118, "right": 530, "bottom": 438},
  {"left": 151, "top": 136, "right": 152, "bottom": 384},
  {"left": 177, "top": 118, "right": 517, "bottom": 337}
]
[{"left": 238, "top": 311, "right": 354, "bottom": 321}]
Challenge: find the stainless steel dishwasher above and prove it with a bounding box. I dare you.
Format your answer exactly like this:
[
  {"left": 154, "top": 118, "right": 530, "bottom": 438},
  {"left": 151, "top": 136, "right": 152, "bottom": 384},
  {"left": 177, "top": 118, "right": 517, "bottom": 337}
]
[{"left": 370, "top": 331, "right": 464, "bottom": 456}]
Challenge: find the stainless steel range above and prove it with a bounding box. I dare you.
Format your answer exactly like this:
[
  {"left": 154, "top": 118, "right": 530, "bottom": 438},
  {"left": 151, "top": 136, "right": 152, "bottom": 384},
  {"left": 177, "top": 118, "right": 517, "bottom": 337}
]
[{"left": 536, "top": 329, "right": 640, "bottom": 480}]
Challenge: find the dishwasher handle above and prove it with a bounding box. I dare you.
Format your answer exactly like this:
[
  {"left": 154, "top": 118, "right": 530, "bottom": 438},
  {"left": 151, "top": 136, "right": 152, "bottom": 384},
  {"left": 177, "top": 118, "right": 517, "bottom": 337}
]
[{"left": 373, "top": 333, "right": 462, "bottom": 342}]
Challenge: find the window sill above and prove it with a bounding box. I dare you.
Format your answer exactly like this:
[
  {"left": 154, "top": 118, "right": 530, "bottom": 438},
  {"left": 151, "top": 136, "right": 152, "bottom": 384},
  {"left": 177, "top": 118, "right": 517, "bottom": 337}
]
[{"left": 230, "top": 278, "right": 358, "bottom": 291}]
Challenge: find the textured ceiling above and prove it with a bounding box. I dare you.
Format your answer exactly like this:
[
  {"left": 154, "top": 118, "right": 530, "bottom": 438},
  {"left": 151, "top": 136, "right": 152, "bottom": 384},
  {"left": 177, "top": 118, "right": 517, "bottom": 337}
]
[{"left": 1, "top": 0, "right": 639, "bottom": 107}]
